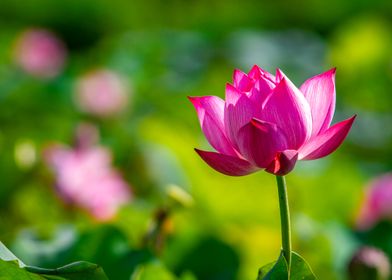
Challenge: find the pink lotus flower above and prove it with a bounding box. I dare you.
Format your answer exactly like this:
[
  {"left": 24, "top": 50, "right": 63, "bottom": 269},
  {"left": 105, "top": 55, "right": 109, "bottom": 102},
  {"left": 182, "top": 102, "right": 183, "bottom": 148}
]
[
  {"left": 14, "top": 28, "right": 67, "bottom": 78},
  {"left": 189, "top": 66, "right": 356, "bottom": 176},
  {"left": 74, "top": 69, "right": 129, "bottom": 117},
  {"left": 357, "top": 174, "right": 392, "bottom": 230},
  {"left": 45, "top": 125, "right": 131, "bottom": 221}
]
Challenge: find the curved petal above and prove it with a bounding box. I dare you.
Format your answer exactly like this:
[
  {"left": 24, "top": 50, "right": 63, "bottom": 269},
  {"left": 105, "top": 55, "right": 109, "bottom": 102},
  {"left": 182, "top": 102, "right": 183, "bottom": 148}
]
[
  {"left": 248, "top": 76, "right": 276, "bottom": 105},
  {"left": 275, "top": 68, "right": 287, "bottom": 83},
  {"left": 248, "top": 65, "right": 262, "bottom": 79},
  {"left": 188, "top": 96, "right": 237, "bottom": 156},
  {"left": 225, "top": 83, "right": 242, "bottom": 105},
  {"left": 260, "top": 78, "right": 312, "bottom": 149},
  {"left": 233, "top": 69, "right": 253, "bottom": 92},
  {"left": 299, "top": 115, "right": 356, "bottom": 160},
  {"left": 248, "top": 65, "right": 276, "bottom": 83},
  {"left": 195, "top": 149, "right": 258, "bottom": 176},
  {"left": 300, "top": 68, "right": 336, "bottom": 136},
  {"left": 224, "top": 87, "right": 258, "bottom": 148},
  {"left": 265, "top": 149, "right": 298, "bottom": 176},
  {"left": 237, "top": 118, "right": 288, "bottom": 168}
]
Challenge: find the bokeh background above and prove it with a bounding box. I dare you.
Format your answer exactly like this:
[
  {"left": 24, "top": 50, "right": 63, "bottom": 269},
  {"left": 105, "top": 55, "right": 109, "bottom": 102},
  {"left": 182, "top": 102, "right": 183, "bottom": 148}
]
[{"left": 1, "top": 0, "right": 392, "bottom": 279}]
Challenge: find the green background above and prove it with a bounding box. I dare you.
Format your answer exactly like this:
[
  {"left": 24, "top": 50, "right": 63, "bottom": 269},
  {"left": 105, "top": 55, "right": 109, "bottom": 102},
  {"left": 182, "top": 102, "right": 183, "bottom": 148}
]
[{"left": 1, "top": 0, "right": 392, "bottom": 279}]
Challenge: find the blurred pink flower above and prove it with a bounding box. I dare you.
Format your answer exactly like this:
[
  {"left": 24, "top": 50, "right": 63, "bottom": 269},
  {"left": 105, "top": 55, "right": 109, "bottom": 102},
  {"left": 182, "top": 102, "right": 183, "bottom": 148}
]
[
  {"left": 45, "top": 130, "right": 131, "bottom": 221},
  {"left": 189, "top": 66, "right": 356, "bottom": 176},
  {"left": 357, "top": 173, "right": 392, "bottom": 230},
  {"left": 74, "top": 69, "right": 130, "bottom": 117},
  {"left": 14, "top": 28, "right": 67, "bottom": 78}
]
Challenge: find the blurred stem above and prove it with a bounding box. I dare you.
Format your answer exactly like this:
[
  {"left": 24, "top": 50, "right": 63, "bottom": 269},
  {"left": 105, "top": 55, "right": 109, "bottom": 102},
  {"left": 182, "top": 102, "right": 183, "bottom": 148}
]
[
  {"left": 276, "top": 175, "right": 291, "bottom": 268},
  {"left": 143, "top": 207, "right": 170, "bottom": 255}
]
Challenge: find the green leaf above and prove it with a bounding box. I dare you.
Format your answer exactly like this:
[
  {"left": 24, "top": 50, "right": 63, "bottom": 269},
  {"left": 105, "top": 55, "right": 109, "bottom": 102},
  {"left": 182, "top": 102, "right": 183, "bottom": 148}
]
[
  {"left": 0, "top": 241, "right": 108, "bottom": 280},
  {"left": 257, "top": 252, "right": 288, "bottom": 280},
  {"left": 0, "top": 260, "right": 43, "bottom": 280},
  {"left": 0, "top": 241, "right": 25, "bottom": 267},
  {"left": 257, "top": 261, "right": 275, "bottom": 278},
  {"left": 12, "top": 225, "right": 153, "bottom": 279},
  {"left": 257, "top": 251, "right": 317, "bottom": 280},
  {"left": 25, "top": 261, "right": 108, "bottom": 280},
  {"left": 289, "top": 252, "right": 317, "bottom": 280},
  {"left": 0, "top": 260, "right": 109, "bottom": 280}
]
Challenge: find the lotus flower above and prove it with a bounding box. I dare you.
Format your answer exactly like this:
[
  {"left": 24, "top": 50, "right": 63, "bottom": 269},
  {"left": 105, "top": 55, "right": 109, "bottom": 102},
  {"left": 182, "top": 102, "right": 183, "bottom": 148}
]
[
  {"left": 189, "top": 66, "right": 356, "bottom": 176},
  {"left": 45, "top": 124, "right": 131, "bottom": 221},
  {"left": 14, "top": 28, "right": 67, "bottom": 78},
  {"left": 357, "top": 173, "right": 392, "bottom": 230},
  {"left": 74, "top": 69, "right": 129, "bottom": 117}
]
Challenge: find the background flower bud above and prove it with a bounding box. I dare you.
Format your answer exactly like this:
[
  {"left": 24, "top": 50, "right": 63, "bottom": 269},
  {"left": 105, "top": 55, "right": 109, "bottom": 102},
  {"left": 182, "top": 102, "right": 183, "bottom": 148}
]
[
  {"left": 13, "top": 28, "right": 67, "bottom": 78},
  {"left": 357, "top": 173, "right": 392, "bottom": 230},
  {"left": 348, "top": 246, "right": 390, "bottom": 280},
  {"left": 74, "top": 69, "right": 130, "bottom": 117}
]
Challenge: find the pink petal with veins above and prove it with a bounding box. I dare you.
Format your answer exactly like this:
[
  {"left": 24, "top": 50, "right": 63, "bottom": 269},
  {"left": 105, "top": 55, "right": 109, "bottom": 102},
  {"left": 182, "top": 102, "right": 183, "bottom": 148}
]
[
  {"left": 189, "top": 96, "right": 237, "bottom": 156},
  {"left": 300, "top": 68, "right": 336, "bottom": 136},
  {"left": 261, "top": 78, "right": 312, "bottom": 149},
  {"left": 195, "top": 149, "right": 257, "bottom": 176},
  {"left": 299, "top": 115, "right": 356, "bottom": 160},
  {"left": 237, "top": 118, "right": 288, "bottom": 168},
  {"left": 233, "top": 69, "right": 253, "bottom": 92}
]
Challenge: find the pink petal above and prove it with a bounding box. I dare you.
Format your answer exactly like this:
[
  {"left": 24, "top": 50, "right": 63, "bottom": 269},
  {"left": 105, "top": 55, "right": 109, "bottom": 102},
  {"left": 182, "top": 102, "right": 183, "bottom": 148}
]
[
  {"left": 275, "top": 68, "right": 287, "bottom": 83},
  {"left": 255, "top": 74, "right": 276, "bottom": 92},
  {"left": 225, "top": 83, "right": 242, "bottom": 105},
  {"left": 195, "top": 149, "right": 257, "bottom": 176},
  {"left": 248, "top": 65, "right": 276, "bottom": 84},
  {"left": 248, "top": 76, "right": 276, "bottom": 105},
  {"left": 265, "top": 149, "right": 298, "bottom": 176},
  {"left": 299, "top": 115, "right": 356, "bottom": 160},
  {"left": 224, "top": 92, "right": 257, "bottom": 149},
  {"left": 238, "top": 66, "right": 276, "bottom": 109},
  {"left": 300, "top": 68, "right": 336, "bottom": 136},
  {"left": 260, "top": 78, "right": 312, "bottom": 149},
  {"left": 248, "top": 65, "right": 261, "bottom": 79},
  {"left": 233, "top": 69, "right": 253, "bottom": 92},
  {"left": 237, "top": 118, "right": 288, "bottom": 168},
  {"left": 189, "top": 96, "right": 237, "bottom": 156}
]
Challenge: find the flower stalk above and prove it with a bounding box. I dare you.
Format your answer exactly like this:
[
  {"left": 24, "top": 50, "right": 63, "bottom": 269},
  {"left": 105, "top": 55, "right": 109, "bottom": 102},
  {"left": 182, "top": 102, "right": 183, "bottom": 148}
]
[{"left": 276, "top": 175, "right": 292, "bottom": 268}]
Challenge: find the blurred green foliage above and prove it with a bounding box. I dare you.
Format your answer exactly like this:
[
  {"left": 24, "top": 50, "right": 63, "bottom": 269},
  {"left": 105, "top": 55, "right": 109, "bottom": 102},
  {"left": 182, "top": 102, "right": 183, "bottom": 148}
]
[{"left": 0, "top": 0, "right": 392, "bottom": 279}]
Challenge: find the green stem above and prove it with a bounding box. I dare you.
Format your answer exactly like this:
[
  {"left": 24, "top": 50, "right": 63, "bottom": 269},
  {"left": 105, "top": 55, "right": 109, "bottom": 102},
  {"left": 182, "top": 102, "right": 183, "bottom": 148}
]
[
  {"left": 276, "top": 175, "right": 292, "bottom": 268},
  {"left": 25, "top": 266, "right": 58, "bottom": 274}
]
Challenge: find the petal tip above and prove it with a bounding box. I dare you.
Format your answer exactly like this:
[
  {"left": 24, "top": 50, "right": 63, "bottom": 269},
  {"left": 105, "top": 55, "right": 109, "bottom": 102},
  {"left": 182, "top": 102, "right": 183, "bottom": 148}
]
[
  {"left": 324, "top": 67, "right": 337, "bottom": 78},
  {"left": 249, "top": 118, "right": 268, "bottom": 134},
  {"left": 187, "top": 96, "right": 199, "bottom": 105},
  {"left": 188, "top": 96, "right": 205, "bottom": 112},
  {"left": 265, "top": 150, "right": 298, "bottom": 176},
  {"left": 345, "top": 114, "right": 357, "bottom": 127},
  {"left": 233, "top": 68, "right": 242, "bottom": 76},
  {"left": 274, "top": 76, "right": 293, "bottom": 92},
  {"left": 250, "top": 117, "right": 260, "bottom": 126},
  {"left": 249, "top": 118, "right": 275, "bottom": 132},
  {"left": 226, "top": 82, "right": 235, "bottom": 90},
  {"left": 275, "top": 68, "right": 286, "bottom": 81},
  {"left": 320, "top": 67, "right": 337, "bottom": 80},
  {"left": 299, "top": 114, "right": 357, "bottom": 160}
]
